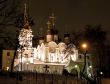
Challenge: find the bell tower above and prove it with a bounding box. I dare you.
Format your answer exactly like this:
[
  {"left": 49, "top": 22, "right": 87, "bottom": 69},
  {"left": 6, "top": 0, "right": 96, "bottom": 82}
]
[{"left": 16, "top": 3, "right": 34, "bottom": 71}]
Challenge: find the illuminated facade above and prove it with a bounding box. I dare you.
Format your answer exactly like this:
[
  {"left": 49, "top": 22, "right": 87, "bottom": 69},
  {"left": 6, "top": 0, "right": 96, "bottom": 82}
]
[{"left": 13, "top": 4, "right": 93, "bottom": 76}]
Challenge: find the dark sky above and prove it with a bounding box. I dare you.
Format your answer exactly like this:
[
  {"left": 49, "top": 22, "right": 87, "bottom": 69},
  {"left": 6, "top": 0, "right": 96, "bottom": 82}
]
[{"left": 27, "top": 0, "right": 110, "bottom": 41}]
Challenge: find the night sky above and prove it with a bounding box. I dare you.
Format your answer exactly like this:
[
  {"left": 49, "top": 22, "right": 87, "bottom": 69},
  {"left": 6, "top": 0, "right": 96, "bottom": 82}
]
[
  {"left": 1, "top": 0, "right": 110, "bottom": 43},
  {"left": 26, "top": 0, "right": 110, "bottom": 41}
]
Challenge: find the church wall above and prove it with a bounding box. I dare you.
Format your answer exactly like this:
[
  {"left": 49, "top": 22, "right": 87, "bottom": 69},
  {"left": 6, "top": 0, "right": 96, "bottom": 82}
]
[{"left": 16, "top": 63, "right": 65, "bottom": 74}]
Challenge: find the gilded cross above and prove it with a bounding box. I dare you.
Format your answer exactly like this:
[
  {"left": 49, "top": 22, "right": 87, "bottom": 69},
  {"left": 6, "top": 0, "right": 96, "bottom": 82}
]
[
  {"left": 46, "top": 21, "right": 51, "bottom": 29},
  {"left": 49, "top": 13, "right": 56, "bottom": 26}
]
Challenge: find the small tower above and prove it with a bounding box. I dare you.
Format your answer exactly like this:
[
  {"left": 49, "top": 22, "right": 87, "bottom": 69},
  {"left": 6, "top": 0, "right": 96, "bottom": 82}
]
[
  {"left": 49, "top": 13, "right": 58, "bottom": 42},
  {"left": 19, "top": 3, "right": 33, "bottom": 48},
  {"left": 46, "top": 20, "right": 54, "bottom": 42},
  {"left": 16, "top": 3, "right": 34, "bottom": 71}
]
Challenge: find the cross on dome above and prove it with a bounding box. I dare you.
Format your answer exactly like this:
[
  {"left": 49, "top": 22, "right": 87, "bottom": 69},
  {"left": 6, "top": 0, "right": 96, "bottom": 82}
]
[
  {"left": 49, "top": 13, "right": 56, "bottom": 27},
  {"left": 47, "top": 20, "right": 51, "bottom": 29}
]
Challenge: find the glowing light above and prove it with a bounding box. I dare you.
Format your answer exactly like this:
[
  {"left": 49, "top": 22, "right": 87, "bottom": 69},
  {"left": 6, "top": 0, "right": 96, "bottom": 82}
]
[
  {"left": 75, "top": 65, "right": 78, "bottom": 68},
  {"left": 100, "top": 71, "right": 103, "bottom": 75},
  {"left": 82, "top": 43, "right": 87, "bottom": 49},
  {"left": 89, "top": 65, "right": 92, "bottom": 68},
  {"left": 88, "top": 73, "right": 92, "bottom": 77},
  {"left": 7, "top": 67, "right": 9, "bottom": 71}
]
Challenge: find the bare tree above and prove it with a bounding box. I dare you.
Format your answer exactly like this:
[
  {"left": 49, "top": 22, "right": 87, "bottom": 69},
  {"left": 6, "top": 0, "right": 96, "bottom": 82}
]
[
  {"left": 83, "top": 24, "right": 107, "bottom": 77},
  {"left": 0, "top": 0, "right": 23, "bottom": 49},
  {"left": 0, "top": 0, "right": 24, "bottom": 70}
]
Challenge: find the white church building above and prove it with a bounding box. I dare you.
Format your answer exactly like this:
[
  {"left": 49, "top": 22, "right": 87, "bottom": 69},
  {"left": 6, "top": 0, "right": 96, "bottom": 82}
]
[{"left": 13, "top": 4, "right": 93, "bottom": 77}]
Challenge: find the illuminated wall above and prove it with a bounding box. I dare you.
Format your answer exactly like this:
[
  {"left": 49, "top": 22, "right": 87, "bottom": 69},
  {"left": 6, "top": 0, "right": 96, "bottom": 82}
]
[{"left": 2, "top": 50, "right": 14, "bottom": 70}]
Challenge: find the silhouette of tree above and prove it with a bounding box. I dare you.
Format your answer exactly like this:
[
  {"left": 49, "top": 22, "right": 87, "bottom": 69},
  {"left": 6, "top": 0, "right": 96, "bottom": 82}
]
[
  {"left": 0, "top": 0, "right": 22, "bottom": 70},
  {"left": 62, "top": 69, "right": 69, "bottom": 76},
  {"left": 71, "top": 31, "right": 83, "bottom": 48},
  {"left": 14, "top": 13, "right": 34, "bottom": 28},
  {"left": 83, "top": 24, "right": 107, "bottom": 76},
  {"left": 0, "top": 1, "right": 34, "bottom": 49},
  {"left": 0, "top": 0, "right": 24, "bottom": 49},
  {"left": 84, "top": 25, "right": 106, "bottom": 43},
  {"left": 0, "top": 0, "right": 23, "bottom": 26}
]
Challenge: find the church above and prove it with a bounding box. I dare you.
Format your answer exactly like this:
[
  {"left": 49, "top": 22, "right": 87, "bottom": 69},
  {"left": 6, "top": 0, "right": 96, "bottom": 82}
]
[{"left": 13, "top": 4, "right": 92, "bottom": 77}]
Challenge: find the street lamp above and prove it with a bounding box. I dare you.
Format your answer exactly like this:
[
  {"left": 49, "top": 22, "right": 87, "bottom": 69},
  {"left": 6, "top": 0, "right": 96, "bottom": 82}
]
[
  {"left": 81, "top": 43, "right": 88, "bottom": 78},
  {"left": 74, "top": 65, "right": 80, "bottom": 78},
  {"left": 75, "top": 65, "right": 78, "bottom": 68},
  {"left": 81, "top": 43, "right": 87, "bottom": 50}
]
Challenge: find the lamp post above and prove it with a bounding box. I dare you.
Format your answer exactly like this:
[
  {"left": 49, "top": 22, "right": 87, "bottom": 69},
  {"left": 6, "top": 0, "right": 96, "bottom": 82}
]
[
  {"left": 74, "top": 65, "right": 78, "bottom": 84},
  {"left": 81, "top": 43, "right": 87, "bottom": 78}
]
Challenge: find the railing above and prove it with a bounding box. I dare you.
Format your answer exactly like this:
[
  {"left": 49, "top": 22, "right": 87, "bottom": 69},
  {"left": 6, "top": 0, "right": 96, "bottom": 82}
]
[{"left": 0, "top": 71, "right": 93, "bottom": 84}]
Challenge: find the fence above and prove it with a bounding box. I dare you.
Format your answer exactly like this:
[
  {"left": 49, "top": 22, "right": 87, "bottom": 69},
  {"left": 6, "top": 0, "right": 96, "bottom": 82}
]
[{"left": 0, "top": 71, "right": 88, "bottom": 84}]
